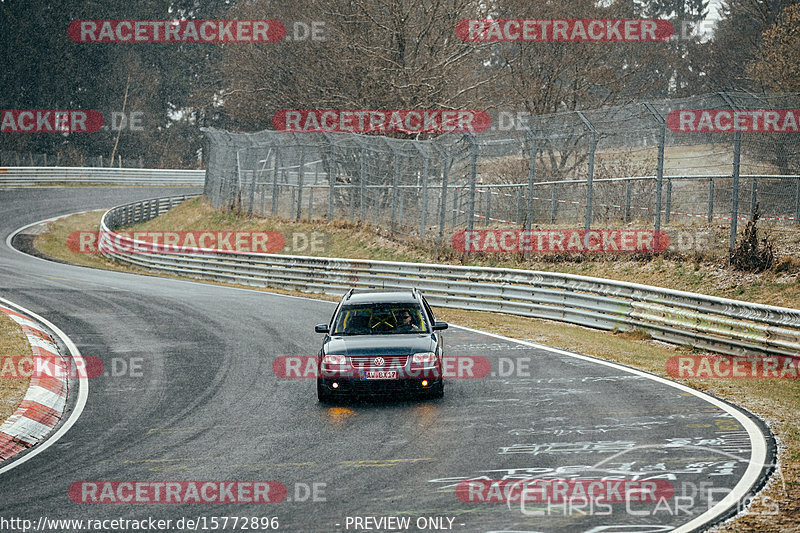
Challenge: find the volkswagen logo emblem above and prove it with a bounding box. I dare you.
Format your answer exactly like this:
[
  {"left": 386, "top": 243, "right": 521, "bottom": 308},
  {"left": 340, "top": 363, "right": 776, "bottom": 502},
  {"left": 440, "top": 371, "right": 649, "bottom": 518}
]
[{"left": 373, "top": 357, "right": 385, "bottom": 367}]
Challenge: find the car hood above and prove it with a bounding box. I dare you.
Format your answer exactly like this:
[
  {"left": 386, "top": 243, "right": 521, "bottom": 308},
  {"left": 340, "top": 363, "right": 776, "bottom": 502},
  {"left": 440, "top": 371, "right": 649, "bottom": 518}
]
[{"left": 324, "top": 334, "right": 436, "bottom": 356}]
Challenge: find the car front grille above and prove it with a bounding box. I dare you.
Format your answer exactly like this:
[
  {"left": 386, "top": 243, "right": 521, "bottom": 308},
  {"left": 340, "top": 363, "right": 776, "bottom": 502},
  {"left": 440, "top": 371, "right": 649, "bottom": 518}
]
[{"left": 348, "top": 355, "right": 408, "bottom": 369}]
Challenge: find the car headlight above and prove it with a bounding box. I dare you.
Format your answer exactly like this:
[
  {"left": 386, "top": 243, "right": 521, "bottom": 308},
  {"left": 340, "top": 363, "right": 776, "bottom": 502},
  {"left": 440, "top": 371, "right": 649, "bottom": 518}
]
[
  {"left": 411, "top": 352, "right": 437, "bottom": 365},
  {"left": 322, "top": 354, "right": 348, "bottom": 366}
]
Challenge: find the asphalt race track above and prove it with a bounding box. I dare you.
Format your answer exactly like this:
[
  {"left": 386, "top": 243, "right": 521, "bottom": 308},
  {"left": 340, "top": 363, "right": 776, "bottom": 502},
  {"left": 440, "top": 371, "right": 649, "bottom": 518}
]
[{"left": 0, "top": 187, "right": 775, "bottom": 533}]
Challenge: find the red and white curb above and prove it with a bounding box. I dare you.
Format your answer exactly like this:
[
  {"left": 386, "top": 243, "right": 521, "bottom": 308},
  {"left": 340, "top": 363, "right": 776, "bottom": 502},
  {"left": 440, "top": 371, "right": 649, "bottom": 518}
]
[{"left": 0, "top": 305, "right": 69, "bottom": 461}]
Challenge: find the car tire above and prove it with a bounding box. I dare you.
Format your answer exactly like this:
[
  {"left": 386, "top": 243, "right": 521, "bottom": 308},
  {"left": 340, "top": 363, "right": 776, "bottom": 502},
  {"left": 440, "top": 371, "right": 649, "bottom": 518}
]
[
  {"left": 317, "top": 380, "right": 332, "bottom": 403},
  {"left": 429, "top": 380, "right": 444, "bottom": 399}
]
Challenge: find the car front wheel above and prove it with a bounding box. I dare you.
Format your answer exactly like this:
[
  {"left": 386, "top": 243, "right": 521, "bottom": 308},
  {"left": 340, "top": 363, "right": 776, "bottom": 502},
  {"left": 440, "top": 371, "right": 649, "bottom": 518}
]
[
  {"left": 317, "top": 380, "right": 332, "bottom": 403},
  {"left": 429, "top": 380, "right": 444, "bottom": 399}
]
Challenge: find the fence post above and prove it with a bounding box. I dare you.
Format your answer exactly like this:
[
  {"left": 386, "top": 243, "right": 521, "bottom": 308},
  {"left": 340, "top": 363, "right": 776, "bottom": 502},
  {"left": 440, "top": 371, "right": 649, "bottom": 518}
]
[
  {"left": 390, "top": 147, "right": 400, "bottom": 235},
  {"left": 484, "top": 188, "right": 491, "bottom": 227},
  {"left": 248, "top": 155, "right": 257, "bottom": 217},
  {"left": 432, "top": 141, "right": 450, "bottom": 248},
  {"left": 421, "top": 160, "right": 428, "bottom": 237},
  {"left": 665, "top": 178, "right": 672, "bottom": 224},
  {"left": 729, "top": 131, "right": 742, "bottom": 250},
  {"left": 359, "top": 147, "right": 367, "bottom": 222},
  {"left": 644, "top": 103, "right": 666, "bottom": 247},
  {"left": 413, "top": 142, "right": 429, "bottom": 238},
  {"left": 290, "top": 177, "right": 296, "bottom": 217},
  {"left": 624, "top": 180, "right": 632, "bottom": 222},
  {"left": 796, "top": 177, "right": 800, "bottom": 226},
  {"left": 308, "top": 187, "right": 314, "bottom": 219},
  {"left": 453, "top": 189, "right": 460, "bottom": 227},
  {"left": 550, "top": 184, "right": 558, "bottom": 224},
  {"left": 577, "top": 111, "right": 596, "bottom": 232},
  {"left": 750, "top": 177, "right": 757, "bottom": 221},
  {"left": 707, "top": 178, "right": 714, "bottom": 223},
  {"left": 525, "top": 127, "right": 536, "bottom": 233},
  {"left": 272, "top": 149, "right": 280, "bottom": 216},
  {"left": 259, "top": 150, "right": 269, "bottom": 216},
  {"left": 722, "top": 92, "right": 743, "bottom": 250},
  {"left": 398, "top": 193, "right": 404, "bottom": 223},
  {"left": 466, "top": 134, "right": 478, "bottom": 232},
  {"left": 296, "top": 147, "right": 305, "bottom": 220},
  {"left": 374, "top": 186, "right": 380, "bottom": 225},
  {"left": 327, "top": 137, "right": 336, "bottom": 220}
]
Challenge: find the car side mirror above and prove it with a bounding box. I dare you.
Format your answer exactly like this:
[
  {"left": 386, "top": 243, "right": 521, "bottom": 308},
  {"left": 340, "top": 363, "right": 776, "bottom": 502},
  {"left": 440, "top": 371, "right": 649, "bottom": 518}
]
[
  {"left": 315, "top": 324, "right": 330, "bottom": 334},
  {"left": 432, "top": 321, "right": 448, "bottom": 331}
]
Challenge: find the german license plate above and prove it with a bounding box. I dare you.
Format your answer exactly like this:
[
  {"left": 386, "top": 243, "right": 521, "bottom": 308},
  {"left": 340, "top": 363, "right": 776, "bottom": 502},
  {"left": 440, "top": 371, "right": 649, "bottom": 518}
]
[{"left": 362, "top": 370, "right": 397, "bottom": 380}]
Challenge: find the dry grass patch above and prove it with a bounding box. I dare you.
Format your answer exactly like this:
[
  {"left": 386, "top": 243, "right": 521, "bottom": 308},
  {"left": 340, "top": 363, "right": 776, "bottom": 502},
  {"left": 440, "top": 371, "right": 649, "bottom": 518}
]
[{"left": 0, "top": 310, "right": 32, "bottom": 424}]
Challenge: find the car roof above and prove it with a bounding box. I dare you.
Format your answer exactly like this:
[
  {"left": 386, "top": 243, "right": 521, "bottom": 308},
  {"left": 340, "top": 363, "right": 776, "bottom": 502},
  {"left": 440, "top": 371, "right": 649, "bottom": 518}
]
[{"left": 343, "top": 289, "right": 420, "bottom": 305}]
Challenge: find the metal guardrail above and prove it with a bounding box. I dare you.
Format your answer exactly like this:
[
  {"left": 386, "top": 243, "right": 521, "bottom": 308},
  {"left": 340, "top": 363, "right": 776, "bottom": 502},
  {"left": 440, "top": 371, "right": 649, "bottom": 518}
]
[
  {"left": 0, "top": 167, "right": 205, "bottom": 186},
  {"left": 100, "top": 195, "right": 800, "bottom": 359}
]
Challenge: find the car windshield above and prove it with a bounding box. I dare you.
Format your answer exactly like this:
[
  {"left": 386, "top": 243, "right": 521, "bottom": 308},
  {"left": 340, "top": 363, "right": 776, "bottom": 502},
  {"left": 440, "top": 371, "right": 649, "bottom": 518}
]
[{"left": 332, "top": 304, "right": 429, "bottom": 335}]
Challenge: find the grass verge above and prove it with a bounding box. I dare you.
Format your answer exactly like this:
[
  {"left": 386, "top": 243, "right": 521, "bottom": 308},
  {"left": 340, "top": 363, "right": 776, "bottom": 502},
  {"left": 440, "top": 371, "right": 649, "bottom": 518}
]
[
  {"left": 29, "top": 199, "right": 800, "bottom": 530},
  {"left": 0, "top": 309, "right": 32, "bottom": 426}
]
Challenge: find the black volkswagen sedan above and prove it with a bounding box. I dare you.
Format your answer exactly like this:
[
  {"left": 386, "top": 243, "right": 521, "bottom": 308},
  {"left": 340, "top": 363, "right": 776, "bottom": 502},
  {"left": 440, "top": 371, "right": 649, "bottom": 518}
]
[{"left": 314, "top": 289, "right": 448, "bottom": 401}]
